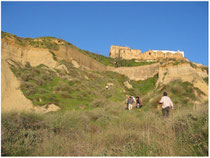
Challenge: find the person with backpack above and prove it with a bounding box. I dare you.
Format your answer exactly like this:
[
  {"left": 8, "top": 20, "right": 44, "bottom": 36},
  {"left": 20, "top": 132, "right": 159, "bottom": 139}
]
[
  {"left": 159, "top": 91, "right": 174, "bottom": 117},
  {"left": 127, "top": 96, "right": 134, "bottom": 110}
]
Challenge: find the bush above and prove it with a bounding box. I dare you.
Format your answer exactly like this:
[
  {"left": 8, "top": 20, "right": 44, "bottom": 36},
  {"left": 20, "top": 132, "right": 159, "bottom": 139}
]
[
  {"left": 1, "top": 112, "right": 45, "bottom": 156},
  {"left": 29, "top": 39, "right": 59, "bottom": 51},
  {"left": 21, "top": 82, "right": 37, "bottom": 96},
  {"left": 25, "top": 62, "right": 31, "bottom": 69},
  {"left": 33, "top": 77, "right": 44, "bottom": 86},
  {"left": 20, "top": 73, "right": 34, "bottom": 81},
  {"left": 203, "top": 77, "right": 208, "bottom": 84},
  {"left": 40, "top": 73, "right": 53, "bottom": 81}
]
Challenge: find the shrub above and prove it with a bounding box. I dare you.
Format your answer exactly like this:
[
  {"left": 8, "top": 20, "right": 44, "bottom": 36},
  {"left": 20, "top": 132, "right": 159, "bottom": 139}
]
[
  {"left": 29, "top": 39, "right": 59, "bottom": 51},
  {"left": 32, "top": 68, "right": 41, "bottom": 74},
  {"left": 33, "top": 77, "right": 44, "bottom": 86},
  {"left": 49, "top": 50, "right": 57, "bottom": 61},
  {"left": 1, "top": 112, "right": 45, "bottom": 156},
  {"left": 21, "top": 82, "right": 37, "bottom": 96},
  {"left": 203, "top": 77, "right": 208, "bottom": 84},
  {"left": 20, "top": 73, "right": 34, "bottom": 81},
  {"left": 2, "top": 31, "right": 12, "bottom": 38},
  {"left": 25, "top": 62, "right": 31, "bottom": 69},
  {"left": 40, "top": 73, "right": 53, "bottom": 81}
]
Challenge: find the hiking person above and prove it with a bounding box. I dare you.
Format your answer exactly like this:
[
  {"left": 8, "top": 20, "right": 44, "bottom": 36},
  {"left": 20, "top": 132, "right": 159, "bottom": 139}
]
[
  {"left": 131, "top": 96, "right": 136, "bottom": 108},
  {"left": 159, "top": 91, "right": 174, "bottom": 117},
  {"left": 127, "top": 96, "right": 134, "bottom": 110},
  {"left": 132, "top": 96, "right": 136, "bottom": 103},
  {"left": 136, "top": 96, "right": 142, "bottom": 109}
]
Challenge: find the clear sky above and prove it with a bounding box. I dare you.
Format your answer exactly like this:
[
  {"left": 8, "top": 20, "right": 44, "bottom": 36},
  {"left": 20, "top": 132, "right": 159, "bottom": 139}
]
[{"left": 1, "top": 1, "right": 208, "bottom": 66}]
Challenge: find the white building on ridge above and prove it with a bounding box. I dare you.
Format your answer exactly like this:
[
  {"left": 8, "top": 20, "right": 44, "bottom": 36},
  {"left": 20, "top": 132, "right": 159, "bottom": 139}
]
[{"left": 152, "top": 50, "right": 184, "bottom": 57}]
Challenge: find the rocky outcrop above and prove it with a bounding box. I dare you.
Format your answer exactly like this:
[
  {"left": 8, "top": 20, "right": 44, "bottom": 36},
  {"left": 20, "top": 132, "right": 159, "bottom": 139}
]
[
  {"left": 110, "top": 63, "right": 160, "bottom": 81},
  {"left": 124, "top": 81, "right": 133, "bottom": 89},
  {"left": 195, "top": 67, "right": 208, "bottom": 78},
  {"left": 55, "top": 45, "right": 107, "bottom": 71},
  {"left": 1, "top": 39, "right": 62, "bottom": 113},
  {"left": 2, "top": 39, "right": 107, "bottom": 72},
  {"left": 157, "top": 63, "right": 208, "bottom": 97},
  {"left": 2, "top": 39, "right": 57, "bottom": 68}
]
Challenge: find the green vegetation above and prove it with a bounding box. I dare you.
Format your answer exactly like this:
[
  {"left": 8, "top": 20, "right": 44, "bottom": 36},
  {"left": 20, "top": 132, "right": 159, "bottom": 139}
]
[
  {"left": 28, "top": 39, "right": 59, "bottom": 51},
  {"left": 9, "top": 61, "right": 94, "bottom": 109},
  {"left": 82, "top": 50, "right": 115, "bottom": 66},
  {"left": 9, "top": 59, "right": 147, "bottom": 110},
  {"left": 8, "top": 58, "right": 205, "bottom": 112},
  {"left": 6, "top": 60, "right": 208, "bottom": 156},
  {"left": 115, "top": 59, "right": 156, "bottom": 67},
  {"left": 2, "top": 103, "right": 208, "bottom": 156},
  {"left": 158, "top": 58, "right": 187, "bottom": 67},
  {"left": 142, "top": 80, "right": 206, "bottom": 111},
  {"left": 2, "top": 31, "right": 208, "bottom": 156},
  {"left": 203, "top": 77, "right": 208, "bottom": 84},
  {"left": 82, "top": 50, "right": 156, "bottom": 67},
  {"left": 129, "top": 75, "right": 158, "bottom": 96},
  {"left": 2, "top": 31, "right": 13, "bottom": 38},
  {"left": 202, "top": 66, "right": 208, "bottom": 73},
  {"left": 2, "top": 31, "right": 60, "bottom": 51},
  {"left": 189, "top": 62, "right": 198, "bottom": 69}
]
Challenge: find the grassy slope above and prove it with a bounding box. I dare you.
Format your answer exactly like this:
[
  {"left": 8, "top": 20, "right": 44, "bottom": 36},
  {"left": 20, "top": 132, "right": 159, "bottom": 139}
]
[
  {"left": 2, "top": 31, "right": 208, "bottom": 156},
  {"left": 2, "top": 102, "right": 208, "bottom": 156},
  {"left": 4, "top": 59, "right": 208, "bottom": 156},
  {"left": 7, "top": 60, "right": 133, "bottom": 110},
  {"left": 8, "top": 58, "right": 160, "bottom": 111}
]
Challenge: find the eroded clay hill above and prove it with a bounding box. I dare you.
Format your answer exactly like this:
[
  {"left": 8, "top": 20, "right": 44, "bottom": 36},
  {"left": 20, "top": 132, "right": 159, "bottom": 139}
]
[{"left": 1, "top": 32, "right": 208, "bottom": 113}]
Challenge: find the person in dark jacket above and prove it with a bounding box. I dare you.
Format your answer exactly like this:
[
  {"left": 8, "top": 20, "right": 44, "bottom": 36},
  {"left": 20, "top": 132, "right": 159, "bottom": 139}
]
[
  {"left": 136, "top": 97, "right": 139, "bottom": 108},
  {"left": 136, "top": 96, "right": 142, "bottom": 109}
]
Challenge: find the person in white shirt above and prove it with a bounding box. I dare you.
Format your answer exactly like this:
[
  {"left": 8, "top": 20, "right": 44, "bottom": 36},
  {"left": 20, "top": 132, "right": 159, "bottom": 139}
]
[{"left": 159, "top": 92, "right": 174, "bottom": 117}]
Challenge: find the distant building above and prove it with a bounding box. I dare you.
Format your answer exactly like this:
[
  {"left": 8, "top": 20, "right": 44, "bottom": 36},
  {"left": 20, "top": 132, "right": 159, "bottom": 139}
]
[
  {"left": 109, "top": 45, "right": 185, "bottom": 60},
  {"left": 152, "top": 50, "right": 184, "bottom": 57}
]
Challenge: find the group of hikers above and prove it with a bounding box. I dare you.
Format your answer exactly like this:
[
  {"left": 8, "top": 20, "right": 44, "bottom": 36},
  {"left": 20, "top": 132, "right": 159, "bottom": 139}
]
[
  {"left": 126, "top": 96, "right": 143, "bottom": 111},
  {"left": 126, "top": 91, "right": 174, "bottom": 117}
]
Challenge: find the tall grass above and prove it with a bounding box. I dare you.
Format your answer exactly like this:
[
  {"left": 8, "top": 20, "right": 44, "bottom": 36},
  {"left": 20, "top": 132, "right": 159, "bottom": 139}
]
[{"left": 2, "top": 102, "right": 208, "bottom": 156}]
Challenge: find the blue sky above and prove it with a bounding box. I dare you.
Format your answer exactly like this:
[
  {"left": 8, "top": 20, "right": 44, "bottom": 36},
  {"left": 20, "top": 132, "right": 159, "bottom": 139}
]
[{"left": 1, "top": 1, "right": 208, "bottom": 65}]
